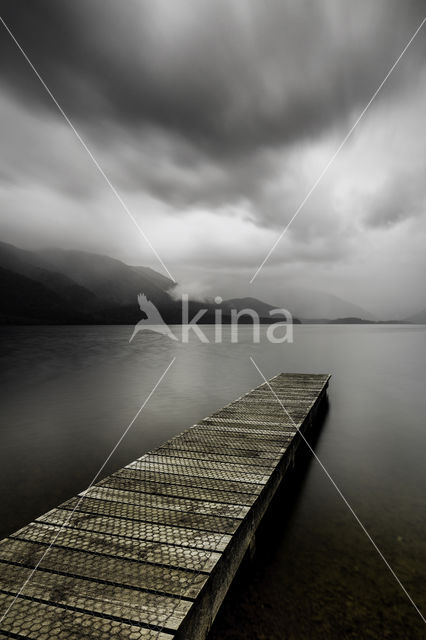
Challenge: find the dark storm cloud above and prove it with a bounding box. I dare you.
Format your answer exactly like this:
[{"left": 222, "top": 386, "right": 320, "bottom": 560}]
[{"left": 1, "top": 0, "right": 425, "bottom": 164}]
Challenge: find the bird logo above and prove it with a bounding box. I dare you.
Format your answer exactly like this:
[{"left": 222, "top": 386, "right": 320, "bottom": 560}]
[{"left": 129, "top": 293, "right": 178, "bottom": 343}]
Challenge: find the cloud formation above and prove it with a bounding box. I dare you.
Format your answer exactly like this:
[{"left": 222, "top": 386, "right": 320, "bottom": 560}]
[{"left": 0, "top": 0, "right": 425, "bottom": 315}]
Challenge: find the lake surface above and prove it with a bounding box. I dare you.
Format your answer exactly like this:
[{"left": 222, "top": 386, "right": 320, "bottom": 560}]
[{"left": 0, "top": 324, "right": 425, "bottom": 639}]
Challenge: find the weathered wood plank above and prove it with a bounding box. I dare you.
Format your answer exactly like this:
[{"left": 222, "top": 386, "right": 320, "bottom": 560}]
[
  {"left": 189, "top": 423, "right": 294, "bottom": 444},
  {"left": 140, "top": 453, "right": 271, "bottom": 479},
  {"left": 12, "top": 521, "right": 222, "bottom": 573},
  {"left": 127, "top": 458, "right": 269, "bottom": 484},
  {"left": 0, "top": 562, "right": 190, "bottom": 631},
  {"left": 80, "top": 486, "right": 249, "bottom": 519},
  {"left": 196, "top": 422, "right": 297, "bottom": 437},
  {"left": 100, "top": 474, "right": 256, "bottom": 507},
  {"left": 159, "top": 435, "right": 286, "bottom": 458},
  {"left": 120, "top": 466, "right": 264, "bottom": 496},
  {"left": 38, "top": 508, "right": 232, "bottom": 552},
  {"left": 0, "top": 591, "right": 173, "bottom": 639},
  {"left": 0, "top": 538, "right": 208, "bottom": 599},
  {"left": 154, "top": 446, "right": 279, "bottom": 469},
  {"left": 61, "top": 495, "right": 241, "bottom": 535}
]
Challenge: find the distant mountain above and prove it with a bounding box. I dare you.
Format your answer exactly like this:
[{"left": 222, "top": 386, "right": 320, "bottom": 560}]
[
  {"left": 36, "top": 248, "right": 175, "bottom": 308},
  {"left": 0, "top": 242, "right": 97, "bottom": 311},
  {"left": 132, "top": 265, "right": 175, "bottom": 293},
  {"left": 223, "top": 297, "right": 301, "bottom": 323},
  {"left": 406, "top": 308, "right": 426, "bottom": 324},
  {"left": 327, "top": 317, "right": 409, "bottom": 325},
  {"left": 0, "top": 266, "right": 89, "bottom": 324},
  {"left": 275, "top": 287, "right": 375, "bottom": 322},
  {"left": 224, "top": 297, "right": 278, "bottom": 317},
  {"left": 0, "top": 242, "right": 178, "bottom": 324}
]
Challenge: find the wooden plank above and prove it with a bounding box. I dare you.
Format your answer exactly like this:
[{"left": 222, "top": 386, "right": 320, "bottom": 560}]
[
  {"left": 99, "top": 474, "right": 256, "bottom": 507},
  {"left": 189, "top": 423, "right": 294, "bottom": 444},
  {"left": 0, "top": 538, "right": 207, "bottom": 599},
  {"left": 235, "top": 395, "right": 316, "bottom": 403},
  {"left": 202, "top": 415, "right": 295, "bottom": 426},
  {"left": 12, "top": 521, "right": 222, "bottom": 573},
  {"left": 119, "top": 466, "right": 264, "bottom": 496},
  {"left": 212, "top": 407, "right": 306, "bottom": 417},
  {"left": 127, "top": 458, "right": 269, "bottom": 485},
  {"left": 38, "top": 508, "right": 232, "bottom": 552},
  {"left": 80, "top": 486, "right": 249, "bottom": 519},
  {"left": 61, "top": 495, "right": 241, "bottom": 535},
  {"left": 197, "top": 422, "right": 297, "bottom": 437},
  {"left": 154, "top": 445, "right": 279, "bottom": 469},
  {"left": 0, "top": 592, "right": 173, "bottom": 639},
  {"left": 141, "top": 454, "right": 271, "bottom": 479},
  {"left": 0, "top": 562, "right": 190, "bottom": 632},
  {"left": 160, "top": 434, "right": 286, "bottom": 458}
]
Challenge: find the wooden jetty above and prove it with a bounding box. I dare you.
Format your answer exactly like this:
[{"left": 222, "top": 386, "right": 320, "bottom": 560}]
[{"left": 0, "top": 373, "right": 330, "bottom": 639}]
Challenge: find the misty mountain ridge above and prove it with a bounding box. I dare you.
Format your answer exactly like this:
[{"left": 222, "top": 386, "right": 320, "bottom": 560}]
[
  {"left": 407, "top": 308, "right": 426, "bottom": 324},
  {"left": 0, "top": 241, "right": 176, "bottom": 324},
  {"left": 273, "top": 287, "right": 376, "bottom": 322},
  {"left": 223, "top": 297, "right": 292, "bottom": 318},
  {"left": 0, "top": 241, "right": 98, "bottom": 310},
  {"left": 36, "top": 247, "right": 175, "bottom": 307},
  {"left": 0, "top": 241, "right": 417, "bottom": 325},
  {"left": 0, "top": 265, "right": 89, "bottom": 323}
]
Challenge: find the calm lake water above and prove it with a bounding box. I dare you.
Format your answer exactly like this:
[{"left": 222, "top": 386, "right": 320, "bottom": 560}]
[{"left": 0, "top": 324, "right": 425, "bottom": 639}]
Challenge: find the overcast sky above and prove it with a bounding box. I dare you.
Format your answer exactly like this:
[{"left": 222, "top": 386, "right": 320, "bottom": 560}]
[{"left": 0, "top": 0, "right": 425, "bottom": 316}]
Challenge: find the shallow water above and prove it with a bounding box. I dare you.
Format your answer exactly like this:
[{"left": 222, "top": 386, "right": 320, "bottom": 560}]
[{"left": 0, "top": 324, "right": 425, "bottom": 638}]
